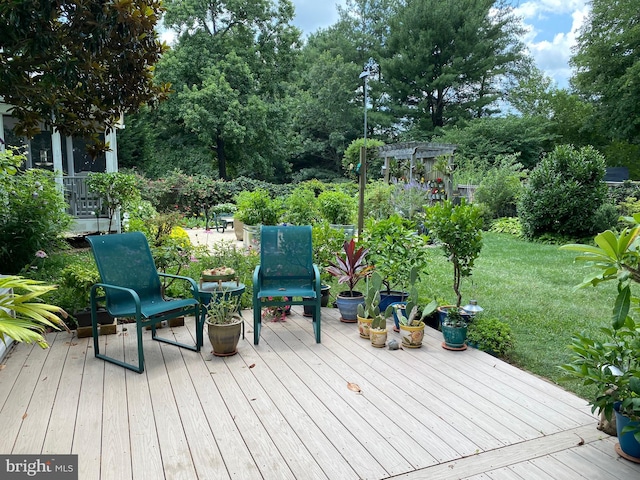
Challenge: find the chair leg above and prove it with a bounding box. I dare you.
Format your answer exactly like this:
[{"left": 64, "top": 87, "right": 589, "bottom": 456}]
[
  {"left": 93, "top": 311, "right": 145, "bottom": 374},
  {"left": 253, "top": 298, "right": 261, "bottom": 345},
  {"left": 313, "top": 301, "right": 321, "bottom": 343}
]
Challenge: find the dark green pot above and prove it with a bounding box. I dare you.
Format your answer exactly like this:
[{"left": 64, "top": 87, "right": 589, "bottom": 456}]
[{"left": 442, "top": 323, "right": 468, "bottom": 349}]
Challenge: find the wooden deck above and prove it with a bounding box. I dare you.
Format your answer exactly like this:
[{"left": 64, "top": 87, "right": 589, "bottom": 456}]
[{"left": 1, "top": 306, "right": 639, "bottom": 480}]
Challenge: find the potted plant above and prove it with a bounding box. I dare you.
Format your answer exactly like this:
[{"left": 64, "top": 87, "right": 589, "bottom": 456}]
[
  {"left": 318, "top": 189, "right": 356, "bottom": 238},
  {"left": 466, "top": 316, "right": 514, "bottom": 358},
  {"left": 423, "top": 199, "right": 483, "bottom": 350},
  {"left": 206, "top": 294, "right": 243, "bottom": 357},
  {"left": 56, "top": 263, "right": 115, "bottom": 336},
  {"left": 368, "top": 301, "right": 393, "bottom": 348},
  {"left": 560, "top": 221, "right": 640, "bottom": 461},
  {"left": 358, "top": 272, "right": 394, "bottom": 347},
  {"left": 356, "top": 272, "right": 392, "bottom": 339},
  {"left": 394, "top": 287, "right": 438, "bottom": 349},
  {"left": 234, "top": 189, "right": 282, "bottom": 248},
  {"left": 326, "top": 239, "right": 373, "bottom": 322},
  {"left": 362, "top": 214, "right": 431, "bottom": 311}
]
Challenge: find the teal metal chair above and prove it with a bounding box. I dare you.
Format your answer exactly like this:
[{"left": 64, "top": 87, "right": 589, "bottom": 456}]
[
  {"left": 252, "top": 226, "right": 321, "bottom": 344},
  {"left": 86, "top": 232, "right": 201, "bottom": 373}
]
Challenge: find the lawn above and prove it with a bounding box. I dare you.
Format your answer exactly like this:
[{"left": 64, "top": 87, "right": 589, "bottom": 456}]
[{"left": 419, "top": 231, "right": 619, "bottom": 400}]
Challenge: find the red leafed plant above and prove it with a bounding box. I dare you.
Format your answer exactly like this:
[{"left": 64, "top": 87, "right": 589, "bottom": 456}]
[{"left": 326, "top": 239, "right": 373, "bottom": 296}]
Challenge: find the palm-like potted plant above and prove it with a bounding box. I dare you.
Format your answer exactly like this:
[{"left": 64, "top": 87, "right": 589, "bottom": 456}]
[
  {"left": 206, "top": 294, "right": 243, "bottom": 357},
  {"left": 326, "top": 239, "right": 373, "bottom": 322},
  {"left": 560, "top": 220, "right": 640, "bottom": 460},
  {"left": 423, "top": 199, "right": 483, "bottom": 350}
]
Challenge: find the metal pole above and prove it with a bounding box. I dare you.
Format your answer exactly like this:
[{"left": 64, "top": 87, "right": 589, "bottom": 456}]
[{"left": 358, "top": 76, "right": 368, "bottom": 238}]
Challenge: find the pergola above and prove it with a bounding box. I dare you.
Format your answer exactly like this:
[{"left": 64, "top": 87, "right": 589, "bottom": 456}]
[{"left": 379, "top": 141, "right": 457, "bottom": 199}]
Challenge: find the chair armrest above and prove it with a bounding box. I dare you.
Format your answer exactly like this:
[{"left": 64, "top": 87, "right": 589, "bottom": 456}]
[
  {"left": 91, "top": 283, "right": 142, "bottom": 316},
  {"left": 312, "top": 264, "right": 321, "bottom": 291},
  {"left": 157, "top": 273, "right": 200, "bottom": 298},
  {"left": 252, "top": 265, "right": 262, "bottom": 292}
]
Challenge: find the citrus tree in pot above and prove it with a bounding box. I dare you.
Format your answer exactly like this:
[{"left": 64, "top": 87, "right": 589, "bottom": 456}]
[
  {"left": 362, "top": 214, "right": 430, "bottom": 311},
  {"left": 560, "top": 220, "right": 640, "bottom": 461},
  {"left": 423, "top": 199, "right": 483, "bottom": 350},
  {"left": 326, "top": 239, "right": 373, "bottom": 322}
]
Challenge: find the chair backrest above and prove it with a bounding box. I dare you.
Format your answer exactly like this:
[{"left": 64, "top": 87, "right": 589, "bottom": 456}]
[
  {"left": 86, "top": 232, "right": 163, "bottom": 311},
  {"left": 260, "top": 226, "right": 314, "bottom": 284}
]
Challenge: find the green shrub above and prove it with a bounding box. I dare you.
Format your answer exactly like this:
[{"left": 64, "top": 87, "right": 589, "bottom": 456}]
[
  {"left": 317, "top": 189, "right": 356, "bottom": 225},
  {"left": 489, "top": 217, "right": 523, "bottom": 237},
  {"left": 312, "top": 221, "right": 346, "bottom": 284},
  {"left": 617, "top": 196, "right": 640, "bottom": 219},
  {"left": 474, "top": 154, "right": 525, "bottom": 219},
  {"left": 341, "top": 138, "right": 385, "bottom": 180},
  {"left": 0, "top": 164, "right": 72, "bottom": 274},
  {"left": 467, "top": 316, "right": 514, "bottom": 358},
  {"left": 235, "top": 189, "right": 282, "bottom": 225},
  {"left": 592, "top": 202, "right": 619, "bottom": 233},
  {"left": 282, "top": 185, "right": 320, "bottom": 225},
  {"left": 518, "top": 145, "right": 608, "bottom": 240},
  {"left": 364, "top": 180, "right": 395, "bottom": 220},
  {"left": 362, "top": 214, "right": 430, "bottom": 293}
]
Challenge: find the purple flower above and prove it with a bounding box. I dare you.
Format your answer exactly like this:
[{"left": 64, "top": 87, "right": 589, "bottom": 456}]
[{"left": 35, "top": 250, "right": 48, "bottom": 259}]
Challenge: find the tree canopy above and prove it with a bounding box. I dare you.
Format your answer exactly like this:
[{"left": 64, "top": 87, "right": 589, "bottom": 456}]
[
  {"left": 384, "top": 0, "right": 525, "bottom": 132},
  {"left": 571, "top": 0, "right": 640, "bottom": 145},
  {"left": 0, "top": 0, "right": 168, "bottom": 150},
  {"left": 156, "top": 0, "right": 301, "bottom": 180}
]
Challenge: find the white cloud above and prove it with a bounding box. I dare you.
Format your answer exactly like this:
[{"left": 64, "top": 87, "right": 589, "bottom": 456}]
[{"left": 514, "top": 1, "right": 590, "bottom": 88}]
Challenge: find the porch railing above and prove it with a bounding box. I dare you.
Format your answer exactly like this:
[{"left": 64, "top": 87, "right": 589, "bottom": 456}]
[{"left": 62, "top": 176, "right": 107, "bottom": 218}]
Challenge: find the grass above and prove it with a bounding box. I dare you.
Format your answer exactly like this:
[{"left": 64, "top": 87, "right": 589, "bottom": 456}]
[{"left": 419, "top": 231, "right": 620, "bottom": 400}]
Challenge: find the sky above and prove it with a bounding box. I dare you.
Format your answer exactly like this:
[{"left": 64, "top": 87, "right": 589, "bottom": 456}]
[{"left": 290, "top": 0, "right": 591, "bottom": 89}]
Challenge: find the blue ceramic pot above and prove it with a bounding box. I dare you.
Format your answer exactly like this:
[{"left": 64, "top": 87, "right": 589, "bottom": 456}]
[
  {"left": 379, "top": 291, "right": 408, "bottom": 311},
  {"left": 614, "top": 402, "right": 640, "bottom": 459},
  {"left": 390, "top": 301, "right": 407, "bottom": 331},
  {"left": 336, "top": 292, "right": 364, "bottom": 322}
]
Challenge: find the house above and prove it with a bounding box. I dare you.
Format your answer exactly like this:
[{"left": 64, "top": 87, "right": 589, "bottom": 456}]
[{"left": 0, "top": 101, "right": 121, "bottom": 234}]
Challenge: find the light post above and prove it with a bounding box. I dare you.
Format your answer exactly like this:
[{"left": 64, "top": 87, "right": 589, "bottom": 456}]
[{"left": 358, "top": 58, "right": 376, "bottom": 237}]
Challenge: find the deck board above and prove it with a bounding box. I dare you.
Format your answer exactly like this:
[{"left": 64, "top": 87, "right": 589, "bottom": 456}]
[{"left": 0, "top": 306, "right": 638, "bottom": 480}]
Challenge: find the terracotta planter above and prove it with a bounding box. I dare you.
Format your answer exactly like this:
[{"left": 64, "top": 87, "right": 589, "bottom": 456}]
[
  {"left": 207, "top": 317, "right": 242, "bottom": 356},
  {"left": 399, "top": 322, "right": 425, "bottom": 348},
  {"left": 357, "top": 315, "right": 373, "bottom": 339},
  {"left": 234, "top": 219, "right": 244, "bottom": 241},
  {"left": 369, "top": 328, "right": 387, "bottom": 348}
]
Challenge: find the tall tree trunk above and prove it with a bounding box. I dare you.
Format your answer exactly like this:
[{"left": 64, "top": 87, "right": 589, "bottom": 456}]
[{"left": 216, "top": 135, "right": 228, "bottom": 180}]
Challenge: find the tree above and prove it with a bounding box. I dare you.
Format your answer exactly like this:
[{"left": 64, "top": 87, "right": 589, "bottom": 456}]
[
  {"left": 157, "top": 0, "right": 300, "bottom": 180},
  {"left": 433, "top": 116, "right": 554, "bottom": 170},
  {"left": 571, "top": 0, "right": 640, "bottom": 145},
  {"left": 509, "top": 66, "right": 606, "bottom": 148},
  {"left": 384, "top": 0, "right": 526, "bottom": 132},
  {"left": 0, "top": 0, "right": 168, "bottom": 150}
]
